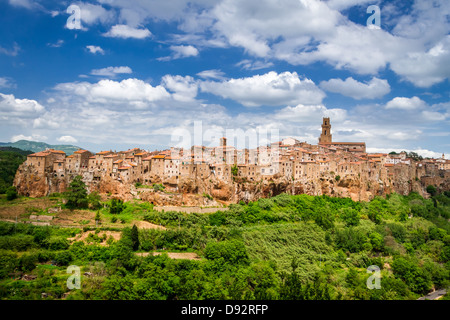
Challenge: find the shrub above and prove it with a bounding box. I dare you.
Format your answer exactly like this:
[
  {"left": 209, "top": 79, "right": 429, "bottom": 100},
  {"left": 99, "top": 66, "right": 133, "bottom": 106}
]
[
  {"left": 334, "top": 228, "right": 367, "bottom": 253},
  {"left": 341, "top": 207, "right": 360, "bottom": 227},
  {"left": 46, "top": 237, "right": 69, "bottom": 251},
  {"left": 205, "top": 239, "right": 249, "bottom": 265},
  {"left": 272, "top": 193, "right": 293, "bottom": 207},
  {"left": 369, "top": 232, "right": 384, "bottom": 251},
  {"left": 0, "top": 235, "right": 35, "bottom": 251},
  {"left": 387, "top": 223, "right": 407, "bottom": 243},
  {"left": 88, "top": 192, "right": 102, "bottom": 210},
  {"left": 257, "top": 198, "right": 275, "bottom": 210},
  {"left": 109, "top": 198, "right": 125, "bottom": 214},
  {"left": 6, "top": 186, "right": 18, "bottom": 201},
  {"left": 392, "top": 257, "right": 432, "bottom": 294},
  {"left": 153, "top": 184, "right": 165, "bottom": 192},
  {"left": 429, "top": 227, "right": 447, "bottom": 241},
  {"left": 209, "top": 211, "right": 226, "bottom": 226},
  {"left": 54, "top": 251, "right": 72, "bottom": 266},
  {"left": 19, "top": 252, "right": 38, "bottom": 272},
  {"left": 202, "top": 193, "right": 213, "bottom": 200},
  {"left": 0, "top": 250, "right": 18, "bottom": 278},
  {"left": 426, "top": 185, "right": 437, "bottom": 196}
]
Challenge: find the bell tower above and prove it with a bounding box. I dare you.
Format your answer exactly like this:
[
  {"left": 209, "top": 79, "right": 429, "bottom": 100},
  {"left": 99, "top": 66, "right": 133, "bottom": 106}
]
[{"left": 319, "top": 117, "right": 332, "bottom": 144}]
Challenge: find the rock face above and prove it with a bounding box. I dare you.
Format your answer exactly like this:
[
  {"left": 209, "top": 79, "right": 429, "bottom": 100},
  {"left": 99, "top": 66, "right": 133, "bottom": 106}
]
[{"left": 13, "top": 161, "right": 447, "bottom": 205}]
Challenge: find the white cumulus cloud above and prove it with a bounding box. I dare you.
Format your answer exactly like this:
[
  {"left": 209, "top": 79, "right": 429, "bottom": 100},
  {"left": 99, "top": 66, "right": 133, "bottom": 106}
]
[
  {"left": 54, "top": 78, "right": 170, "bottom": 105},
  {"left": 57, "top": 135, "right": 78, "bottom": 143},
  {"left": 90, "top": 66, "right": 133, "bottom": 77},
  {"left": 0, "top": 93, "right": 45, "bottom": 118},
  {"left": 158, "top": 45, "right": 199, "bottom": 61},
  {"left": 320, "top": 77, "right": 390, "bottom": 100},
  {"left": 86, "top": 45, "right": 105, "bottom": 55},
  {"left": 200, "top": 71, "right": 325, "bottom": 107},
  {"left": 385, "top": 96, "right": 426, "bottom": 110},
  {"left": 103, "top": 24, "right": 151, "bottom": 39}
]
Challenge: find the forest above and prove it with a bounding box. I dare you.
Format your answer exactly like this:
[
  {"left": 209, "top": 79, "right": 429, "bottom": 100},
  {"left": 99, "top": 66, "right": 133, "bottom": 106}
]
[{"left": 0, "top": 182, "right": 449, "bottom": 300}]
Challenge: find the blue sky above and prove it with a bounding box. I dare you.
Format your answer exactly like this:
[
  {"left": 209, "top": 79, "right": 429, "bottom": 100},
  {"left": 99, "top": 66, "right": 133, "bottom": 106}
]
[{"left": 0, "top": 0, "right": 449, "bottom": 157}]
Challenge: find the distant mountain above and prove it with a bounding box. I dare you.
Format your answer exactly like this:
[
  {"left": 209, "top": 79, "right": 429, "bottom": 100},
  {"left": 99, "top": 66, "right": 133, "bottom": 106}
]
[
  {"left": 0, "top": 140, "right": 83, "bottom": 156},
  {"left": 0, "top": 146, "right": 34, "bottom": 156}
]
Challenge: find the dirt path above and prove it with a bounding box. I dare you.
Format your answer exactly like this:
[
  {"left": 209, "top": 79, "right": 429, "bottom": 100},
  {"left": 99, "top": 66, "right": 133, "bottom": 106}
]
[
  {"left": 417, "top": 288, "right": 447, "bottom": 300},
  {"left": 67, "top": 230, "right": 122, "bottom": 245},
  {"left": 135, "top": 252, "right": 201, "bottom": 260},
  {"left": 132, "top": 220, "right": 166, "bottom": 230}
]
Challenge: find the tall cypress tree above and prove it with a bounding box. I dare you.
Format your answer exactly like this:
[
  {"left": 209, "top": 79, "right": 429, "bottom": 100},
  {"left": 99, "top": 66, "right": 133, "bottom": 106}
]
[{"left": 131, "top": 224, "right": 140, "bottom": 251}]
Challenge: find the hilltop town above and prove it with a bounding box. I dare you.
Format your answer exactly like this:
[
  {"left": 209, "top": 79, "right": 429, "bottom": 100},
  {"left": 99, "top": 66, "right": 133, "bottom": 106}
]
[{"left": 14, "top": 118, "right": 450, "bottom": 205}]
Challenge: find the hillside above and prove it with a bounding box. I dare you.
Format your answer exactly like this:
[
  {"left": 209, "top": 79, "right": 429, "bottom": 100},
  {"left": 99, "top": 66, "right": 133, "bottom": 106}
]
[
  {"left": 0, "top": 191, "right": 448, "bottom": 300},
  {"left": 0, "top": 140, "right": 82, "bottom": 156}
]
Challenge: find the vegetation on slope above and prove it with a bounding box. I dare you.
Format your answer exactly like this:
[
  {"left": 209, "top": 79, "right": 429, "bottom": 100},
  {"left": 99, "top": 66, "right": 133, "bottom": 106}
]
[
  {"left": 0, "top": 147, "right": 32, "bottom": 193},
  {"left": 0, "top": 188, "right": 449, "bottom": 300}
]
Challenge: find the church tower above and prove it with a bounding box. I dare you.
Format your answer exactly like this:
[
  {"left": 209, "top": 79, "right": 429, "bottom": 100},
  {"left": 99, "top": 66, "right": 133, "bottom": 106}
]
[{"left": 319, "top": 117, "right": 332, "bottom": 144}]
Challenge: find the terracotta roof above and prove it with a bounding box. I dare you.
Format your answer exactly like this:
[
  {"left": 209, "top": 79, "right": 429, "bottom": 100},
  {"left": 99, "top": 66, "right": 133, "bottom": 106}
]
[
  {"left": 152, "top": 155, "right": 166, "bottom": 159},
  {"left": 28, "top": 151, "right": 51, "bottom": 157},
  {"left": 118, "top": 166, "right": 130, "bottom": 170},
  {"left": 135, "top": 152, "right": 146, "bottom": 156},
  {"left": 104, "top": 155, "right": 117, "bottom": 158},
  {"left": 97, "top": 151, "right": 111, "bottom": 155},
  {"left": 384, "top": 163, "right": 394, "bottom": 167},
  {"left": 89, "top": 156, "right": 96, "bottom": 159},
  {"left": 113, "top": 159, "right": 123, "bottom": 164},
  {"left": 48, "top": 149, "right": 66, "bottom": 154},
  {"left": 320, "top": 142, "right": 365, "bottom": 145},
  {"left": 74, "top": 149, "right": 89, "bottom": 154},
  {"left": 142, "top": 156, "right": 153, "bottom": 161}
]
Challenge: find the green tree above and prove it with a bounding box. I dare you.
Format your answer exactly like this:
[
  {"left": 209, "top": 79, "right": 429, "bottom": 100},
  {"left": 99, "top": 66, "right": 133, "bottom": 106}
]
[
  {"left": 205, "top": 240, "right": 249, "bottom": 265},
  {"left": 426, "top": 185, "right": 437, "bottom": 196},
  {"left": 369, "top": 232, "right": 384, "bottom": 251},
  {"left": 341, "top": 207, "right": 360, "bottom": 227},
  {"left": 109, "top": 198, "right": 125, "bottom": 214},
  {"left": 392, "top": 257, "right": 432, "bottom": 294},
  {"left": 131, "top": 224, "right": 140, "bottom": 251},
  {"left": 64, "top": 175, "right": 88, "bottom": 209},
  {"left": 88, "top": 191, "right": 102, "bottom": 210},
  {"left": 231, "top": 164, "right": 238, "bottom": 176},
  {"left": 95, "top": 211, "right": 101, "bottom": 224},
  {"left": 6, "top": 186, "right": 18, "bottom": 201}
]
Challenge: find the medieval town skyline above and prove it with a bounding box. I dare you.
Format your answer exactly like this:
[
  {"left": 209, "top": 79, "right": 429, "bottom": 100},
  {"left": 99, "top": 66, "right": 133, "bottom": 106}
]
[{"left": 0, "top": 0, "right": 449, "bottom": 158}]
